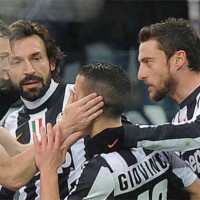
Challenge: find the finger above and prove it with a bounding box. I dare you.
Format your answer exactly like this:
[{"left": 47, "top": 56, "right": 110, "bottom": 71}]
[
  {"left": 77, "top": 93, "right": 99, "bottom": 106},
  {"left": 85, "top": 101, "right": 104, "bottom": 116},
  {"left": 40, "top": 126, "right": 47, "bottom": 147},
  {"left": 86, "top": 109, "right": 103, "bottom": 123},
  {"left": 46, "top": 123, "right": 54, "bottom": 148},
  {"left": 33, "top": 132, "right": 40, "bottom": 149},
  {"left": 81, "top": 96, "right": 104, "bottom": 112},
  {"left": 54, "top": 125, "right": 61, "bottom": 149},
  {"left": 67, "top": 89, "right": 76, "bottom": 105},
  {"left": 61, "top": 148, "right": 67, "bottom": 163}
]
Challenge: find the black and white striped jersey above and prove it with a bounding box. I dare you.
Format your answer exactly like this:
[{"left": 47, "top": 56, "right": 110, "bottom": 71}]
[
  {"left": 171, "top": 85, "right": 200, "bottom": 174},
  {"left": 121, "top": 86, "right": 200, "bottom": 199},
  {"left": 67, "top": 126, "right": 197, "bottom": 200},
  {"left": 2, "top": 79, "right": 87, "bottom": 200},
  {"left": 169, "top": 85, "right": 200, "bottom": 199}
]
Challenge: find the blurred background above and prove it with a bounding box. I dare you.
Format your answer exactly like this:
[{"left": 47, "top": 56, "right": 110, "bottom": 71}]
[{"left": 1, "top": 0, "right": 200, "bottom": 125}]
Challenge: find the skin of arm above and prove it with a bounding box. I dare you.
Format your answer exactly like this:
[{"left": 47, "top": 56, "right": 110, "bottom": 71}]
[
  {"left": 34, "top": 123, "right": 66, "bottom": 200},
  {"left": 185, "top": 178, "right": 200, "bottom": 200},
  {"left": 0, "top": 143, "right": 36, "bottom": 190},
  {"left": 0, "top": 126, "right": 30, "bottom": 156}
]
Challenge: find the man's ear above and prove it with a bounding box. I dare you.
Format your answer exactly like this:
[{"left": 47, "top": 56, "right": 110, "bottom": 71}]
[
  {"left": 174, "top": 50, "right": 187, "bottom": 70},
  {"left": 49, "top": 60, "right": 56, "bottom": 71}
]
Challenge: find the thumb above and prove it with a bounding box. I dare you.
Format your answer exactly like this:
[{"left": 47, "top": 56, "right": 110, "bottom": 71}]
[{"left": 67, "top": 89, "right": 75, "bottom": 105}]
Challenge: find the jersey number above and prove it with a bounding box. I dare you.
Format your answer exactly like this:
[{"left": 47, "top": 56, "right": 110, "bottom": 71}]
[{"left": 137, "top": 180, "right": 168, "bottom": 200}]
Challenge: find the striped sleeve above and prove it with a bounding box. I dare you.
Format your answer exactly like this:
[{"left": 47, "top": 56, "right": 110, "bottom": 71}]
[{"left": 123, "top": 115, "right": 200, "bottom": 151}]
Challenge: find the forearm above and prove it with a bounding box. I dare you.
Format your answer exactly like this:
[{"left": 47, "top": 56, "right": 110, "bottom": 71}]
[
  {"left": 40, "top": 168, "right": 60, "bottom": 200},
  {"left": 0, "top": 126, "right": 28, "bottom": 156},
  {"left": 123, "top": 116, "right": 200, "bottom": 151},
  {"left": 0, "top": 145, "right": 37, "bottom": 190}
]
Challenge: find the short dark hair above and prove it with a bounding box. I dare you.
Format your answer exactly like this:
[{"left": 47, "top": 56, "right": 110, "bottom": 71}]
[
  {"left": 8, "top": 20, "right": 65, "bottom": 80},
  {"left": 138, "top": 18, "right": 200, "bottom": 71},
  {"left": 79, "top": 62, "right": 132, "bottom": 118},
  {"left": 0, "top": 20, "right": 12, "bottom": 38}
]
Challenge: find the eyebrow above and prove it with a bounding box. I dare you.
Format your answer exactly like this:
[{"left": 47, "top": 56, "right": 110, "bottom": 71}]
[
  {"left": 9, "top": 56, "right": 21, "bottom": 60},
  {"left": 31, "top": 52, "right": 42, "bottom": 57},
  {"left": 139, "top": 57, "right": 154, "bottom": 62},
  {"left": 0, "top": 52, "right": 9, "bottom": 57}
]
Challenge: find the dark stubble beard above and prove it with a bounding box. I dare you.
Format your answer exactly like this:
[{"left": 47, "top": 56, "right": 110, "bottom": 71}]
[
  {"left": 151, "top": 73, "right": 176, "bottom": 102},
  {"left": 15, "top": 74, "right": 51, "bottom": 102},
  {"left": 0, "top": 78, "right": 14, "bottom": 92}
]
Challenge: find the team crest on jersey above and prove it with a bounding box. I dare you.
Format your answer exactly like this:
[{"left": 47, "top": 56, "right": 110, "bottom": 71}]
[
  {"left": 56, "top": 112, "right": 63, "bottom": 123},
  {"left": 28, "top": 110, "right": 46, "bottom": 141}
]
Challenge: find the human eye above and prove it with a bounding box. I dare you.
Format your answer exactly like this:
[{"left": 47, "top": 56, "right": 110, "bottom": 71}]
[
  {"left": 145, "top": 59, "right": 154, "bottom": 67},
  {"left": 32, "top": 54, "right": 42, "bottom": 62},
  {"left": 9, "top": 58, "right": 22, "bottom": 66},
  {"left": 0, "top": 54, "right": 8, "bottom": 63}
]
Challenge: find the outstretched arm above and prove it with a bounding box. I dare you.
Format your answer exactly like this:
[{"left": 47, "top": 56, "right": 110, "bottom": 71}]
[{"left": 123, "top": 115, "right": 200, "bottom": 151}]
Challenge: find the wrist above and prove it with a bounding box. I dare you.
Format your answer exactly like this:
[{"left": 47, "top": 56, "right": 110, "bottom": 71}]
[{"left": 40, "top": 166, "right": 58, "bottom": 176}]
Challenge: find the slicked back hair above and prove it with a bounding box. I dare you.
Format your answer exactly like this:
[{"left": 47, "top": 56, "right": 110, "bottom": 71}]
[{"left": 79, "top": 62, "right": 132, "bottom": 118}]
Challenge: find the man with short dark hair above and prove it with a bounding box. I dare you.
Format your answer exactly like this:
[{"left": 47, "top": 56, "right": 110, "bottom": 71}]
[
  {"left": 2, "top": 20, "right": 103, "bottom": 200},
  {"left": 122, "top": 18, "right": 200, "bottom": 199},
  {"left": 35, "top": 62, "right": 200, "bottom": 199}
]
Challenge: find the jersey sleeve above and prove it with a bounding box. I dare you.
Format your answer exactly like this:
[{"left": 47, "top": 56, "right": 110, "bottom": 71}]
[
  {"left": 67, "top": 156, "right": 115, "bottom": 200},
  {"left": 123, "top": 115, "right": 200, "bottom": 151},
  {"left": 164, "top": 151, "right": 197, "bottom": 188}
]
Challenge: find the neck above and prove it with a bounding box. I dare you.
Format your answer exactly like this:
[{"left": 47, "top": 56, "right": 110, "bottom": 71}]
[
  {"left": 90, "top": 116, "right": 122, "bottom": 138},
  {"left": 170, "top": 70, "right": 200, "bottom": 104}
]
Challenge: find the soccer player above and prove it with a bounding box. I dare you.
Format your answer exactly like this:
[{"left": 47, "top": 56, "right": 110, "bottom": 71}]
[
  {"left": 121, "top": 18, "right": 200, "bottom": 199},
  {"left": 35, "top": 62, "right": 200, "bottom": 200},
  {"left": 0, "top": 19, "right": 104, "bottom": 199}
]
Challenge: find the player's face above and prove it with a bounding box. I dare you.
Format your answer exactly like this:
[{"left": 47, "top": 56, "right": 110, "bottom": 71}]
[
  {"left": 138, "top": 39, "right": 176, "bottom": 102},
  {"left": 0, "top": 37, "right": 11, "bottom": 86},
  {"left": 7, "top": 35, "right": 55, "bottom": 101}
]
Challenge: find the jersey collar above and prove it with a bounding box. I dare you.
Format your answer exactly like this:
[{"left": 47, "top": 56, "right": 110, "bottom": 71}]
[{"left": 87, "top": 126, "right": 125, "bottom": 159}]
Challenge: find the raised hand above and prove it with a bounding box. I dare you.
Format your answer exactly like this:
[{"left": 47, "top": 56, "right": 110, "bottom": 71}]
[
  {"left": 33, "top": 123, "right": 66, "bottom": 172},
  {"left": 33, "top": 123, "right": 66, "bottom": 200},
  {"left": 58, "top": 90, "right": 104, "bottom": 142}
]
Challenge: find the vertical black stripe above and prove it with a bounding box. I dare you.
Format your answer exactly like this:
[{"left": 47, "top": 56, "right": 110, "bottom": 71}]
[{"left": 118, "top": 149, "right": 137, "bottom": 167}]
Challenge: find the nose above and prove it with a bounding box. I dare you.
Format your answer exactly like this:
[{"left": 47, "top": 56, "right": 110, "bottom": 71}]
[
  {"left": 137, "top": 64, "right": 146, "bottom": 81},
  {"left": 24, "top": 60, "right": 35, "bottom": 75},
  {"left": 0, "top": 57, "right": 10, "bottom": 71},
  {"left": 0, "top": 57, "right": 10, "bottom": 80}
]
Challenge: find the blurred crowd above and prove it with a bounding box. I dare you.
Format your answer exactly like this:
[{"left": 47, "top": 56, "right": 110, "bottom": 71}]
[{"left": 0, "top": 0, "right": 199, "bottom": 124}]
